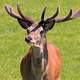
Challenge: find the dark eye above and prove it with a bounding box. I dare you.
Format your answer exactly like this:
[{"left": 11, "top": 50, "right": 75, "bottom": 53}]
[
  {"left": 40, "top": 30, "right": 44, "bottom": 34},
  {"left": 40, "top": 30, "right": 44, "bottom": 37}
]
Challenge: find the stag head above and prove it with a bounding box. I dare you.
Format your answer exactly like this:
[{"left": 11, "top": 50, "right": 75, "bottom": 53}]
[{"left": 5, "top": 4, "right": 80, "bottom": 46}]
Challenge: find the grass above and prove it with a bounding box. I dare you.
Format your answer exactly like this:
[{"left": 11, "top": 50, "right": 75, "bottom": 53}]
[{"left": 0, "top": 0, "right": 80, "bottom": 80}]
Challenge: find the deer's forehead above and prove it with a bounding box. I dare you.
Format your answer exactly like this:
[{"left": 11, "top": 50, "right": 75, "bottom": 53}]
[
  {"left": 27, "top": 23, "right": 37, "bottom": 31},
  {"left": 29, "top": 27, "right": 44, "bottom": 37},
  {"left": 27, "top": 22, "right": 44, "bottom": 32},
  {"left": 29, "top": 32, "right": 40, "bottom": 37},
  {"left": 36, "top": 27, "right": 44, "bottom": 32}
]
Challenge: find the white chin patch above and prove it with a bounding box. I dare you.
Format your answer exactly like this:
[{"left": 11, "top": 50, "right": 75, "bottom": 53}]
[{"left": 31, "top": 43, "right": 40, "bottom": 47}]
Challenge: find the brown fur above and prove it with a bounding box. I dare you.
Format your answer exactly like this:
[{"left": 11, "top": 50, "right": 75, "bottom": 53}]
[{"left": 20, "top": 44, "right": 62, "bottom": 80}]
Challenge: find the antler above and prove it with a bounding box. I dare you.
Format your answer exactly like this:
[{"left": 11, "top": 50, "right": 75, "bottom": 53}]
[
  {"left": 5, "top": 5, "right": 22, "bottom": 19},
  {"left": 42, "top": 7, "right": 80, "bottom": 23},
  {"left": 5, "top": 4, "right": 35, "bottom": 29},
  {"left": 55, "top": 9, "right": 80, "bottom": 23},
  {"left": 41, "top": 7, "right": 47, "bottom": 21},
  {"left": 40, "top": 6, "right": 80, "bottom": 31},
  {"left": 16, "top": 4, "right": 35, "bottom": 23},
  {"left": 41, "top": 6, "right": 59, "bottom": 22},
  {"left": 46, "top": 6, "right": 59, "bottom": 21}
]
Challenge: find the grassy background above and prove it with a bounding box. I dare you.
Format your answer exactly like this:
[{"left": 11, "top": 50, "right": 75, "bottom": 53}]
[{"left": 0, "top": 0, "right": 80, "bottom": 80}]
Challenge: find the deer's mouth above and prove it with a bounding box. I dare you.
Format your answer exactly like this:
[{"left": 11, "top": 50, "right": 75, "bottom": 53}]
[{"left": 25, "top": 38, "right": 31, "bottom": 43}]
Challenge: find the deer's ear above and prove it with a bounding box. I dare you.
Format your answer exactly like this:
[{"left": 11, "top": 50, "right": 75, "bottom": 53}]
[
  {"left": 42, "top": 20, "right": 55, "bottom": 31},
  {"left": 47, "top": 20, "right": 55, "bottom": 30},
  {"left": 17, "top": 19, "right": 33, "bottom": 29}
]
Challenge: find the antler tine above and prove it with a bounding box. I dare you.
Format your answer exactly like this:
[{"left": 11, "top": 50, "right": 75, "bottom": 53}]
[
  {"left": 55, "top": 9, "right": 72, "bottom": 22},
  {"left": 5, "top": 5, "right": 22, "bottom": 20},
  {"left": 41, "top": 7, "right": 47, "bottom": 21},
  {"left": 47, "top": 6, "right": 59, "bottom": 21},
  {"left": 17, "top": 4, "right": 26, "bottom": 19},
  {"left": 17, "top": 4, "right": 35, "bottom": 23},
  {"left": 71, "top": 9, "right": 80, "bottom": 18},
  {"left": 63, "top": 9, "right": 72, "bottom": 21}
]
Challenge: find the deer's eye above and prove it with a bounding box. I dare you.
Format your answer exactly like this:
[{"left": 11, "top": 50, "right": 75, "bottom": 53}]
[
  {"left": 40, "top": 30, "right": 44, "bottom": 37},
  {"left": 40, "top": 30, "right": 44, "bottom": 33},
  {"left": 40, "top": 30, "right": 44, "bottom": 34}
]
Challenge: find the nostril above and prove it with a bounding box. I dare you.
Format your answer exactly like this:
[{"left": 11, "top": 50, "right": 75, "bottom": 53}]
[{"left": 27, "top": 36, "right": 32, "bottom": 40}]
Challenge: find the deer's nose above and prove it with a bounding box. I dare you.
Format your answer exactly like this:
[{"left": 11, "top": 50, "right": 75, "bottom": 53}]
[
  {"left": 27, "top": 36, "right": 32, "bottom": 40},
  {"left": 25, "top": 36, "right": 32, "bottom": 43}
]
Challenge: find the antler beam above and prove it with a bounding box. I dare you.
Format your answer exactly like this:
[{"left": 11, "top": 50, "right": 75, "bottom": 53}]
[{"left": 55, "top": 9, "right": 80, "bottom": 23}]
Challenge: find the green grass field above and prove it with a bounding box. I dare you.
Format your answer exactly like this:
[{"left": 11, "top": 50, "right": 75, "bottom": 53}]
[{"left": 0, "top": 0, "right": 80, "bottom": 80}]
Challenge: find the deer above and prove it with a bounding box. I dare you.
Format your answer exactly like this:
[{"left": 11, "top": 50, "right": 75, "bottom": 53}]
[{"left": 5, "top": 4, "right": 80, "bottom": 80}]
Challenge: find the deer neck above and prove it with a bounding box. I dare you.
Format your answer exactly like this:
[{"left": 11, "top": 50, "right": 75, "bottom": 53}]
[{"left": 31, "top": 40, "right": 48, "bottom": 79}]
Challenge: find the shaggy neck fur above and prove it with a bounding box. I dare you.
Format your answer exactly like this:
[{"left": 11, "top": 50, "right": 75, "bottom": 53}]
[{"left": 31, "top": 40, "right": 48, "bottom": 80}]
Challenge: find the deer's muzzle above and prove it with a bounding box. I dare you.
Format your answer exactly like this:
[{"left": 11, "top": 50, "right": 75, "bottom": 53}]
[{"left": 25, "top": 36, "right": 32, "bottom": 43}]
